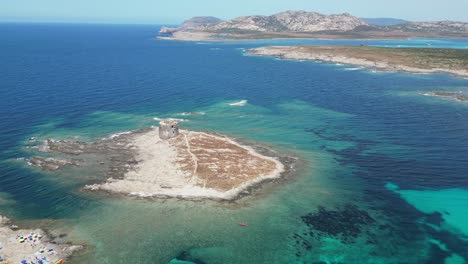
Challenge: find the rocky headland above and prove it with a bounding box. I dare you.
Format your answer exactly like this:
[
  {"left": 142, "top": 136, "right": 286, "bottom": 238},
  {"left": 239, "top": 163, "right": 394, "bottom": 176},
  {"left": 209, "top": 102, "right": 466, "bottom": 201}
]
[
  {"left": 25, "top": 120, "right": 293, "bottom": 201},
  {"left": 157, "top": 10, "right": 468, "bottom": 41},
  {"left": 178, "top": 16, "right": 223, "bottom": 30},
  {"left": 0, "top": 215, "right": 82, "bottom": 264},
  {"left": 421, "top": 91, "right": 468, "bottom": 102},
  {"left": 248, "top": 46, "right": 468, "bottom": 78}
]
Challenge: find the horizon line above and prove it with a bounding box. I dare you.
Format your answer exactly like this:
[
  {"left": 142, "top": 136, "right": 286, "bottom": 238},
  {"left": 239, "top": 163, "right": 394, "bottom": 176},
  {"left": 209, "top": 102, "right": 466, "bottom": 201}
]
[
  {"left": 1, "top": 14, "right": 468, "bottom": 25},
  {"left": 0, "top": 19, "right": 179, "bottom": 26}
]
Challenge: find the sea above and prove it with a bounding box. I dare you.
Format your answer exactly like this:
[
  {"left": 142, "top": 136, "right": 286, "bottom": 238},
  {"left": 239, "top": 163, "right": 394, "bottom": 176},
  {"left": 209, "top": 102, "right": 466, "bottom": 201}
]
[{"left": 0, "top": 23, "right": 468, "bottom": 263}]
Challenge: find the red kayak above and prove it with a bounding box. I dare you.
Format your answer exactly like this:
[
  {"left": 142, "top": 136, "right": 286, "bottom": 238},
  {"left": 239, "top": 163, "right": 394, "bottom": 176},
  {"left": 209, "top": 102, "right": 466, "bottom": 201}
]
[{"left": 239, "top": 223, "right": 247, "bottom": 227}]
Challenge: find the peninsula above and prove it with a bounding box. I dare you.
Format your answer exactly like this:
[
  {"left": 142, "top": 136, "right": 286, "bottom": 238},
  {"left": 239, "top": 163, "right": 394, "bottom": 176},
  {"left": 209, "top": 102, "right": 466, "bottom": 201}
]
[
  {"left": 421, "top": 91, "right": 468, "bottom": 102},
  {"left": 248, "top": 46, "right": 468, "bottom": 78},
  {"left": 0, "top": 215, "right": 82, "bottom": 264},
  {"left": 157, "top": 10, "right": 468, "bottom": 41},
  {"left": 26, "top": 120, "right": 289, "bottom": 200}
]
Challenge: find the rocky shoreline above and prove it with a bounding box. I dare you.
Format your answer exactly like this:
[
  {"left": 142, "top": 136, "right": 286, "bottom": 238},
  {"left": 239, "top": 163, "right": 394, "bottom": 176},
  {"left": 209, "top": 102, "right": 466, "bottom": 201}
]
[
  {"left": 0, "top": 215, "right": 83, "bottom": 264},
  {"left": 26, "top": 157, "right": 81, "bottom": 171},
  {"left": 248, "top": 46, "right": 468, "bottom": 78},
  {"left": 24, "top": 121, "right": 295, "bottom": 201},
  {"left": 421, "top": 91, "right": 468, "bottom": 102}
]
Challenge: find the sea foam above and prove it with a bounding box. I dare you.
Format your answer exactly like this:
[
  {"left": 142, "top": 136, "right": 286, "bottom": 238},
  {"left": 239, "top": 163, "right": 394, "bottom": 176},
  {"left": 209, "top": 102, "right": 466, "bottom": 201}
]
[
  {"left": 153, "top": 117, "right": 188, "bottom": 122},
  {"left": 229, "top": 100, "right": 248, "bottom": 106},
  {"left": 108, "top": 131, "right": 133, "bottom": 139},
  {"left": 343, "top": 67, "right": 363, "bottom": 71},
  {"left": 176, "top": 112, "right": 206, "bottom": 116}
]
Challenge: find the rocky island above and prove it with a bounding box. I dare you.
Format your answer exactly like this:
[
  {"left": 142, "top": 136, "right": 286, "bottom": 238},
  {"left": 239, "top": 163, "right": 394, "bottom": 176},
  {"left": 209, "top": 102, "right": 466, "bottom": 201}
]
[
  {"left": 248, "top": 46, "right": 468, "bottom": 78},
  {"left": 26, "top": 120, "right": 289, "bottom": 200},
  {"left": 157, "top": 10, "right": 468, "bottom": 41},
  {"left": 0, "top": 215, "right": 82, "bottom": 264}
]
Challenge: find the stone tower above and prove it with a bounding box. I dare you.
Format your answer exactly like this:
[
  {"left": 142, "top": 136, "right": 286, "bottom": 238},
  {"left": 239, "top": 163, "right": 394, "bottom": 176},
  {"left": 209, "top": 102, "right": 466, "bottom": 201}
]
[{"left": 159, "top": 119, "right": 179, "bottom": 140}]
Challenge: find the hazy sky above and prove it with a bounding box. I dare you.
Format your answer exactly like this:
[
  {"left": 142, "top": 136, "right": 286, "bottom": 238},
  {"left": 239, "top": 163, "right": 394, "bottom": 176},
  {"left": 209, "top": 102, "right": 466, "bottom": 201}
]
[{"left": 1, "top": 0, "right": 467, "bottom": 24}]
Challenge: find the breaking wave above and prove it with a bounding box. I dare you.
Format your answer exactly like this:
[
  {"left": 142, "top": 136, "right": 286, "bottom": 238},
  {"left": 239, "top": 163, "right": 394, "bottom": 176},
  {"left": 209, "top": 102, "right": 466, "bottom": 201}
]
[
  {"left": 229, "top": 100, "right": 248, "bottom": 106},
  {"left": 176, "top": 112, "right": 206, "bottom": 116},
  {"left": 153, "top": 117, "right": 189, "bottom": 122}
]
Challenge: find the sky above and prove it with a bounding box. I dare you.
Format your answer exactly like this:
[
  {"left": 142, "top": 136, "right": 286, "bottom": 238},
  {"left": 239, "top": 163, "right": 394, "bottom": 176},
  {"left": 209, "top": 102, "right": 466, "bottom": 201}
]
[{"left": 1, "top": 0, "right": 467, "bottom": 24}]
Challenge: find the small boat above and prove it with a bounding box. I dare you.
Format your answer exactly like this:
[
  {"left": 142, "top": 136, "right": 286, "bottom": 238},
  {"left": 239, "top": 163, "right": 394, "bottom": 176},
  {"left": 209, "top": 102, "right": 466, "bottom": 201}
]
[
  {"left": 55, "top": 259, "right": 64, "bottom": 264},
  {"left": 239, "top": 223, "right": 247, "bottom": 227}
]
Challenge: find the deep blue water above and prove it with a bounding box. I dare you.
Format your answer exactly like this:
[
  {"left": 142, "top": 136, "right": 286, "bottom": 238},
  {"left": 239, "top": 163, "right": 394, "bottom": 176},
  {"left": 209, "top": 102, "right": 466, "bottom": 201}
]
[{"left": 1, "top": 23, "right": 468, "bottom": 263}]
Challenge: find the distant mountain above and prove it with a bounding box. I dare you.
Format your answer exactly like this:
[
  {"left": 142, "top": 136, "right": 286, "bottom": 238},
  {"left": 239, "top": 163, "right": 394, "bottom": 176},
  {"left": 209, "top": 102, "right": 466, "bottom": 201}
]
[
  {"left": 159, "top": 10, "right": 468, "bottom": 40},
  {"left": 180, "top": 11, "right": 368, "bottom": 32},
  {"left": 179, "top": 16, "right": 223, "bottom": 29},
  {"left": 361, "top": 18, "right": 409, "bottom": 26},
  {"left": 387, "top": 21, "right": 468, "bottom": 33}
]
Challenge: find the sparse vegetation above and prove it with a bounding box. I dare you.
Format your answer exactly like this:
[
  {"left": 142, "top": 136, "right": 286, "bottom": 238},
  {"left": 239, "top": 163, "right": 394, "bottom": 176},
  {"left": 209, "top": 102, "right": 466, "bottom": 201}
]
[
  {"left": 297, "top": 46, "right": 468, "bottom": 71},
  {"left": 249, "top": 46, "right": 468, "bottom": 77}
]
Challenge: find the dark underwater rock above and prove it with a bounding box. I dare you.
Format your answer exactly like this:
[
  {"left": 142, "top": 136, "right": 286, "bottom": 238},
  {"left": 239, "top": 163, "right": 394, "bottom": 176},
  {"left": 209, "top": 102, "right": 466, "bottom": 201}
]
[{"left": 300, "top": 204, "right": 375, "bottom": 244}]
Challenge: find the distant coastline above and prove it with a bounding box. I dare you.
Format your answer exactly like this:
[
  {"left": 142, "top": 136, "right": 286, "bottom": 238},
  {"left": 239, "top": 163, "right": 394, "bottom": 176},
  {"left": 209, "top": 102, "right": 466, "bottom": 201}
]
[
  {"left": 247, "top": 46, "right": 468, "bottom": 78},
  {"left": 157, "top": 10, "right": 468, "bottom": 42},
  {"left": 157, "top": 30, "right": 468, "bottom": 42}
]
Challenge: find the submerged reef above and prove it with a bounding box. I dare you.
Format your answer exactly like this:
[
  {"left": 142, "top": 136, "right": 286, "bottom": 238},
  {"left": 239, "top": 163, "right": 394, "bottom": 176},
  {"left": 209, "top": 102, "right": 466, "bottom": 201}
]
[
  {"left": 27, "top": 156, "right": 81, "bottom": 171},
  {"left": 300, "top": 204, "right": 375, "bottom": 244},
  {"left": 291, "top": 200, "right": 468, "bottom": 263}
]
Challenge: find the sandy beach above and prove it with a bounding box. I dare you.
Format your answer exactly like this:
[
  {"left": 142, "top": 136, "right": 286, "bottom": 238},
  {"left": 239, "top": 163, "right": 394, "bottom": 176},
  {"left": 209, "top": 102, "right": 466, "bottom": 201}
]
[
  {"left": 248, "top": 46, "right": 468, "bottom": 78},
  {"left": 0, "top": 216, "right": 82, "bottom": 264}
]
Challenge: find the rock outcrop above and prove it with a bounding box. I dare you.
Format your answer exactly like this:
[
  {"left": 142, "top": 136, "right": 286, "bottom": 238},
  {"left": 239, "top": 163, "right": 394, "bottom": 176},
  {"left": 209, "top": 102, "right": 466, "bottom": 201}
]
[
  {"left": 274, "top": 11, "right": 367, "bottom": 32},
  {"left": 27, "top": 156, "right": 80, "bottom": 171},
  {"left": 423, "top": 91, "right": 468, "bottom": 102},
  {"left": 159, "top": 26, "right": 178, "bottom": 34}
]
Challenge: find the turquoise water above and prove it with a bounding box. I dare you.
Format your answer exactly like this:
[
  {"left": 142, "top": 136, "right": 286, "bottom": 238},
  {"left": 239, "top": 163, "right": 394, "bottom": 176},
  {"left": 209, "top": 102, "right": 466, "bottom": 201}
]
[
  {"left": 0, "top": 23, "right": 468, "bottom": 263},
  {"left": 387, "top": 183, "right": 468, "bottom": 238}
]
